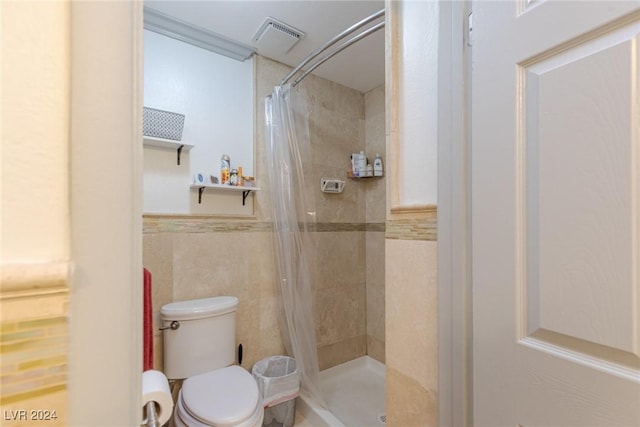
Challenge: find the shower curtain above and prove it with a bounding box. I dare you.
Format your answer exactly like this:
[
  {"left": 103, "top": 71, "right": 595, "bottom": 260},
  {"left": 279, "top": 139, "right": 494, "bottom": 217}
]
[{"left": 265, "top": 84, "right": 325, "bottom": 407}]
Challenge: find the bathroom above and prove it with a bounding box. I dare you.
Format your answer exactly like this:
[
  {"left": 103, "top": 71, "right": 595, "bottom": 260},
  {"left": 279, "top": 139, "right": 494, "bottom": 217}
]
[
  {"left": 142, "top": 1, "right": 388, "bottom": 425},
  {"left": 2, "top": 1, "right": 441, "bottom": 425},
  {"left": 6, "top": 1, "right": 637, "bottom": 426},
  {"left": 2, "top": 2, "right": 445, "bottom": 425}
]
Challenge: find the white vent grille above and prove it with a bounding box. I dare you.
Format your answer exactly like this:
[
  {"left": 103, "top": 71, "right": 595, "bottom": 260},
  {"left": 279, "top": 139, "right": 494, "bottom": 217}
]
[
  {"left": 253, "top": 17, "right": 305, "bottom": 53},
  {"left": 267, "top": 21, "right": 302, "bottom": 40}
]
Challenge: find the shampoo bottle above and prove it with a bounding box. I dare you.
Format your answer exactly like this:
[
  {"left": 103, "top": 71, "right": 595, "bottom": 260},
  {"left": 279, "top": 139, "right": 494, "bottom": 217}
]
[{"left": 373, "top": 154, "right": 384, "bottom": 177}]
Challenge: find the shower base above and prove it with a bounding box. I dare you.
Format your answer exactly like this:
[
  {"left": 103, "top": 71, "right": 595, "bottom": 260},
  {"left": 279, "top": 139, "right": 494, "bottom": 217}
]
[{"left": 297, "top": 356, "right": 386, "bottom": 427}]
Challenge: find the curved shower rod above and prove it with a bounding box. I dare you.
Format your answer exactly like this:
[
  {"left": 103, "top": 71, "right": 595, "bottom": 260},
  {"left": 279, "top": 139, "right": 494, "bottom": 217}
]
[
  {"left": 292, "top": 21, "right": 384, "bottom": 87},
  {"left": 280, "top": 8, "right": 385, "bottom": 87}
]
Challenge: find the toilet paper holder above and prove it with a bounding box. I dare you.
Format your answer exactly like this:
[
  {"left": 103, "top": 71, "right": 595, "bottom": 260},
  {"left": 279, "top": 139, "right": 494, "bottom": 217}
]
[
  {"left": 143, "top": 401, "right": 160, "bottom": 427},
  {"left": 142, "top": 370, "right": 173, "bottom": 427}
]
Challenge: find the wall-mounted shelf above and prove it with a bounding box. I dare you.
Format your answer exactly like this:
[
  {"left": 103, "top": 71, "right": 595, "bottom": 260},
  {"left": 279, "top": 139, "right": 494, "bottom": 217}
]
[
  {"left": 346, "top": 171, "right": 383, "bottom": 180},
  {"left": 190, "top": 184, "right": 260, "bottom": 206},
  {"left": 143, "top": 136, "right": 194, "bottom": 165}
]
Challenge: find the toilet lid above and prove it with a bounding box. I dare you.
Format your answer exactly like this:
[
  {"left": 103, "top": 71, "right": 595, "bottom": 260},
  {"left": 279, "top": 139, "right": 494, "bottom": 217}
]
[{"left": 181, "top": 366, "right": 261, "bottom": 427}]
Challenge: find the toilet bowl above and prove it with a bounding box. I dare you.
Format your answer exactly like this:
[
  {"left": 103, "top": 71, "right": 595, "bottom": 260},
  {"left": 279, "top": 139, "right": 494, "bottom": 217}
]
[
  {"left": 161, "top": 297, "right": 264, "bottom": 427},
  {"left": 174, "top": 366, "right": 264, "bottom": 427}
]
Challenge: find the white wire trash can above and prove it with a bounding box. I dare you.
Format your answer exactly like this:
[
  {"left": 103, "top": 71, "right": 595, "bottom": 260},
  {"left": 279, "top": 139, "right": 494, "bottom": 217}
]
[{"left": 252, "top": 356, "right": 300, "bottom": 427}]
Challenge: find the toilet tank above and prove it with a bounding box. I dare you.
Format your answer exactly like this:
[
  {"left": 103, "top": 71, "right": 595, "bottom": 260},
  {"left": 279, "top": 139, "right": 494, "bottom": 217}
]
[{"left": 161, "top": 296, "right": 238, "bottom": 380}]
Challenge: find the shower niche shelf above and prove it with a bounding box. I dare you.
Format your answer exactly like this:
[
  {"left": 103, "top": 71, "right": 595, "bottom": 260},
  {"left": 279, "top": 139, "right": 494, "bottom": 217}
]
[
  {"left": 143, "top": 136, "right": 194, "bottom": 166},
  {"left": 190, "top": 184, "right": 260, "bottom": 206}
]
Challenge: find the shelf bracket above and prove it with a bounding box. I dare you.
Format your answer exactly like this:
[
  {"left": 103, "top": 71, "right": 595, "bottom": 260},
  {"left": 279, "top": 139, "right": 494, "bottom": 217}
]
[
  {"left": 194, "top": 187, "right": 255, "bottom": 205},
  {"left": 242, "top": 190, "right": 251, "bottom": 206},
  {"left": 176, "top": 145, "right": 185, "bottom": 165}
]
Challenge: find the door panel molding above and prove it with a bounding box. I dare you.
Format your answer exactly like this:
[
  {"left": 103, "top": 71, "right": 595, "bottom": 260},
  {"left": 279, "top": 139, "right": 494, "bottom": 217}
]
[
  {"left": 473, "top": 1, "right": 640, "bottom": 424},
  {"left": 514, "top": 14, "right": 640, "bottom": 369}
]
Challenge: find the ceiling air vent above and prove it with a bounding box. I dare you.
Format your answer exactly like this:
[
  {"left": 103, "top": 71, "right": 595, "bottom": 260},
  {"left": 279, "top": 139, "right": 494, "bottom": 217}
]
[{"left": 253, "top": 17, "right": 305, "bottom": 54}]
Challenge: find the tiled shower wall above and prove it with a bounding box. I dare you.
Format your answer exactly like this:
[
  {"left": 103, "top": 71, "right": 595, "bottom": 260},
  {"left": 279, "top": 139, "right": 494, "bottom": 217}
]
[
  {"left": 143, "top": 55, "right": 385, "bottom": 373},
  {"left": 365, "top": 86, "right": 386, "bottom": 363}
]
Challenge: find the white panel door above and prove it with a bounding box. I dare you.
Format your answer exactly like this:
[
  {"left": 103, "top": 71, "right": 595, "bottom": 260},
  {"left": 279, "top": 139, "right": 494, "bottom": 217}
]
[{"left": 472, "top": 1, "right": 640, "bottom": 426}]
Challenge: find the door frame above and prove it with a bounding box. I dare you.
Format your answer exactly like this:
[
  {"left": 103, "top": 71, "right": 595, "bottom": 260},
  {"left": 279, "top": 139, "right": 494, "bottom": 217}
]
[
  {"left": 437, "top": 1, "right": 473, "bottom": 425},
  {"left": 68, "top": 2, "right": 143, "bottom": 424}
]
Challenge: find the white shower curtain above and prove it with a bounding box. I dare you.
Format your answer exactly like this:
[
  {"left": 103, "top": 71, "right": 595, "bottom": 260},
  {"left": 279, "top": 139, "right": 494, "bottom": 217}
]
[{"left": 265, "top": 84, "right": 325, "bottom": 407}]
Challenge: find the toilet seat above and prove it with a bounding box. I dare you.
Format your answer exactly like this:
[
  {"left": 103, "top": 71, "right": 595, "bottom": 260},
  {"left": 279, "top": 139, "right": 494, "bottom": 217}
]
[
  {"left": 175, "top": 394, "right": 264, "bottom": 427},
  {"left": 174, "top": 366, "right": 264, "bottom": 427}
]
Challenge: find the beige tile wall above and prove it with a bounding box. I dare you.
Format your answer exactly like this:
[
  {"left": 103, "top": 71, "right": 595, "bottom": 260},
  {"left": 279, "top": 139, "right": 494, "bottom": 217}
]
[
  {"left": 143, "top": 224, "right": 284, "bottom": 371},
  {"left": 258, "top": 56, "right": 386, "bottom": 369},
  {"left": 365, "top": 85, "right": 386, "bottom": 363},
  {"left": 314, "top": 230, "right": 367, "bottom": 370},
  {"left": 143, "top": 55, "right": 386, "bottom": 375},
  {"left": 385, "top": 217, "right": 438, "bottom": 427},
  {"left": 366, "top": 231, "right": 386, "bottom": 363},
  {"left": 304, "top": 67, "right": 368, "bottom": 368}
]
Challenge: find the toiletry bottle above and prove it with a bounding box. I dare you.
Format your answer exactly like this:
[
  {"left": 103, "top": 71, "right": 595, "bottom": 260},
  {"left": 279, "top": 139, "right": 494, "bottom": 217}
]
[
  {"left": 373, "top": 154, "right": 384, "bottom": 176},
  {"left": 351, "top": 153, "right": 359, "bottom": 177},
  {"left": 359, "top": 151, "right": 367, "bottom": 177},
  {"left": 221, "top": 154, "right": 230, "bottom": 184},
  {"left": 366, "top": 163, "right": 374, "bottom": 177}
]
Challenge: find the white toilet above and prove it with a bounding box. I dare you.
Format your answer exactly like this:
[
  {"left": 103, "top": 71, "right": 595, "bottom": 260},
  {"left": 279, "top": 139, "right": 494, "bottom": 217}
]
[{"left": 161, "top": 296, "right": 264, "bottom": 427}]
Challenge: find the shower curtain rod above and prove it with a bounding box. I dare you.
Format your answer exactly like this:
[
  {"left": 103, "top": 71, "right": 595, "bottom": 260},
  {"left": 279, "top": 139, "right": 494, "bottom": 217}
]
[
  {"left": 291, "top": 21, "right": 384, "bottom": 87},
  {"left": 280, "top": 9, "right": 385, "bottom": 87}
]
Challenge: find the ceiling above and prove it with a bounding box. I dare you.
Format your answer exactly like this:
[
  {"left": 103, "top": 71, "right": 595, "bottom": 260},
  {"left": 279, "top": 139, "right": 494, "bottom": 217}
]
[{"left": 145, "top": 0, "right": 385, "bottom": 93}]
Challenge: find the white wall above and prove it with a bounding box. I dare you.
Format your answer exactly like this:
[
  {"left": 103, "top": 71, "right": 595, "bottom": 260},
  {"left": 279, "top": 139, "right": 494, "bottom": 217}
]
[
  {"left": 394, "top": 0, "right": 439, "bottom": 206},
  {"left": 1, "top": 0, "right": 70, "bottom": 263},
  {"left": 143, "top": 30, "right": 254, "bottom": 214}
]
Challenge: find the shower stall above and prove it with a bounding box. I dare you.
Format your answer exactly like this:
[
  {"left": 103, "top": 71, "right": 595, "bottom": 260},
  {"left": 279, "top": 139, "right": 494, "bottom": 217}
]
[{"left": 264, "top": 10, "right": 386, "bottom": 427}]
